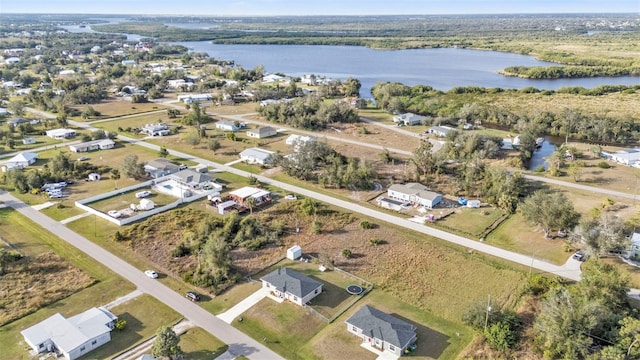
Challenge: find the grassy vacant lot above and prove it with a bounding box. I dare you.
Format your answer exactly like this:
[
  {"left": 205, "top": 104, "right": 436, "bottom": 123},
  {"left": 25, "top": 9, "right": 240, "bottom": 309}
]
[
  {"left": 79, "top": 294, "right": 181, "bottom": 359},
  {"left": 93, "top": 111, "right": 180, "bottom": 138},
  {"left": 436, "top": 207, "right": 506, "bottom": 238},
  {"left": 0, "top": 208, "right": 134, "bottom": 359},
  {"left": 69, "top": 98, "right": 168, "bottom": 120}
]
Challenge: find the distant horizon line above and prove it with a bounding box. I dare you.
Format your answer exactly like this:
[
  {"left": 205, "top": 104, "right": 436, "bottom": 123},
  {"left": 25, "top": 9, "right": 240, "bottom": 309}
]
[{"left": 2, "top": 11, "right": 638, "bottom": 17}]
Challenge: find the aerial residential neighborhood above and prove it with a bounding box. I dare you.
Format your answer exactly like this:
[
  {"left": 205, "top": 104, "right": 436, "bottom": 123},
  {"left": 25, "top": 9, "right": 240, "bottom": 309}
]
[{"left": 1, "top": 7, "right": 640, "bottom": 360}]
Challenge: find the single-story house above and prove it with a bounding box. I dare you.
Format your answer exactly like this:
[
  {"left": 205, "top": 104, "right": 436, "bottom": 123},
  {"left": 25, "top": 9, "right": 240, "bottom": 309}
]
[
  {"left": 239, "top": 148, "right": 275, "bottom": 165},
  {"left": 286, "top": 134, "right": 316, "bottom": 151},
  {"left": 376, "top": 197, "right": 406, "bottom": 212},
  {"left": 144, "top": 158, "right": 181, "bottom": 178},
  {"left": 2, "top": 151, "right": 38, "bottom": 171},
  {"left": 388, "top": 183, "right": 442, "bottom": 209},
  {"left": 7, "top": 117, "right": 29, "bottom": 127},
  {"left": 20, "top": 306, "right": 118, "bottom": 360},
  {"left": 393, "top": 113, "right": 426, "bottom": 126},
  {"left": 215, "top": 121, "right": 241, "bottom": 132},
  {"left": 262, "top": 74, "right": 286, "bottom": 83},
  {"left": 69, "top": 139, "right": 115, "bottom": 153},
  {"left": 610, "top": 149, "right": 640, "bottom": 166},
  {"left": 22, "top": 137, "right": 36, "bottom": 145},
  {"left": 167, "top": 169, "right": 217, "bottom": 190},
  {"left": 228, "top": 186, "right": 272, "bottom": 206},
  {"left": 246, "top": 126, "right": 277, "bottom": 139},
  {"left": 345, "top": 305, "right": 417, "bottom": 357},
  {"left": 261, "top": 268, "right": 323, "bottom": 306},
  {"left": 141, "top": 123, "right": 170, "bottom": 137},
  {"left": 428, "top": 126, "right": 455, "bottom": 138},
  {"left": 177, "top": 93, "right": 211, "bottom": 104},
  {"left": 46, "top": 128, "right": 76, "bottom": 139}
]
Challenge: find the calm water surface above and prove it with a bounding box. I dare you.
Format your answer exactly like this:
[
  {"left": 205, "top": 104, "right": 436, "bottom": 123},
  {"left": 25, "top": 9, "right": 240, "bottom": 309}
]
[{"left": 178, "top": 41, "right": 640, "bottom": 96}]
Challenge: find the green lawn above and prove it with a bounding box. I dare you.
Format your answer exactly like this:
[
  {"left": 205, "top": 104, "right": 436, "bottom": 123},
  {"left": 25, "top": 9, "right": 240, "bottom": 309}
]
[
  {"left": 484, "top": 213, "right": 570, "bottom": 265},
  {"left": 79, "top": 294, "right": 182, "bottom": 359},
  {"left": 178, "top": 327, "right": 228, "bottom": 359},
  {"left": 436, "top": 207, "right": 506, "bottom": 238},
  {"left": 86, "top": 189, "right": 177, "bottom": 213}
]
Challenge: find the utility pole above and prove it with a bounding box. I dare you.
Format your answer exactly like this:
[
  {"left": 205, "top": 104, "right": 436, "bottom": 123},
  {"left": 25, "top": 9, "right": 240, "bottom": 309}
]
[{"left": 484, "top": 294, "right": 492, "bottom": 332}]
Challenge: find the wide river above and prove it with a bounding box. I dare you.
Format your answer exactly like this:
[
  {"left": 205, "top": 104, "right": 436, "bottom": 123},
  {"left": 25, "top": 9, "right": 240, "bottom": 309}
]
[{"left": 177, "top": 41, "right": 640, "bottom": 97}]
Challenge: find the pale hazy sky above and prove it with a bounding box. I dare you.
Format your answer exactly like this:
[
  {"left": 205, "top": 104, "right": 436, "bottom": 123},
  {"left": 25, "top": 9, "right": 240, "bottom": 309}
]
[{"left": 2, "top": 0, "right": 639, "bottom": 15}]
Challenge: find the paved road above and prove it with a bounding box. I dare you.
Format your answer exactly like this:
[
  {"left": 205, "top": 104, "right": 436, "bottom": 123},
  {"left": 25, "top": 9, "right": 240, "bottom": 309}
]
[
  {"left": 108, "top": 133, "right": 583, "bottom": 281},
  {"left": 524, "top": 174, "right": 640, "bottom": 202},
  {"left": 0, "top": 191, "right": 282, "bottom": 360}
]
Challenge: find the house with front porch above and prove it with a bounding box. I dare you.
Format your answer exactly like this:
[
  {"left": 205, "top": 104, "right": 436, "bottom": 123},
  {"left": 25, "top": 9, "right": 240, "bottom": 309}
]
[
  {"left": 260, "top": 268, "right": 323, "bottom": 306},
  {"left": 2, "top": 151, "right": 38, "bottom": 171},
  {"left": 388, "top": 183, "right": 442, "bottom": 209},
  {"left": 345, "top": 305, "right": 417, "bottom": 357}
]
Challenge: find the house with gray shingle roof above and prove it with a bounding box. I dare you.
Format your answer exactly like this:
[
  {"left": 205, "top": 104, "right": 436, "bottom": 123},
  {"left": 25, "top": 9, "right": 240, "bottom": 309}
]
[
  {"left": 260, "top": 268, "right": 323, "bottom": 306},
  {"left": 345, "top": 305, "right": 417, "bottom": 357},
  {"left": 168, "top": 169, "right": 214, "bottom": 190}
]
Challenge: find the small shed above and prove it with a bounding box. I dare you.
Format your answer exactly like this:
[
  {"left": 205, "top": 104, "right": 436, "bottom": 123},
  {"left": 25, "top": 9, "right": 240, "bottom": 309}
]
[
  {"left": 138, "top": 199, "right": 155, "bottom": 210},
  {"left": 217, "top": 200, "right": 237, "bottom": 215},
  {"left": 88, "top": 173, "right": 101, "bottom": 181},
  {"left": 287, "top": 245, "right": 302, "bottom": 260}
]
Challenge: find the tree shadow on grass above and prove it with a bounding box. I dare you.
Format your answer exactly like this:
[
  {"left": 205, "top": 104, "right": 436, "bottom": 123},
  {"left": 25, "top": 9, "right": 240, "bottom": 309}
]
[
  {"left": 111, "top": 312, "right": 144, "bottom": 348},
  {"left": 391, "top": 313, "right": 451, "bottom": 359}
]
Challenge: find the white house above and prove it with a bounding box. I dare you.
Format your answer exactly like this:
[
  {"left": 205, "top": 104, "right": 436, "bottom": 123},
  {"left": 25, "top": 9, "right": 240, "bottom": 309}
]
[
  {"left": 215, "top": 121, "right": 241, "bottom": 132},
  {"left": 2, "top": 151, "right": 38, "bottom": 171},
  {"left": 388, "top": 183, "right": 442, "bottom": 209},
  {"left": 428, "top": 126, "right": 455, "bottom": 138},
  {"left": 46, "top": 128, "right": 76, "bottom": 139},
  {"left": 177, "top": 93, "right": 211, "bottom": 104},
  {"left": 246, "top": 126, "right": 277, "bottom": 139},
  {"left": 229, "top": 186, "right": 272, "bottom": 206},
  {"left": 610, "top": 149, "right": 640, "bottom": 166},
  {"left": 69, "top": 139, "right": 115, "bottom": 153},
  {"left": 168, "top": 169, "right": 217, "bottom": 190},
  {"left": 262, "top": 74, "right": 286, "bottom": 83},
  {"left": 20, "top": 307, "right": 118, "bottom": 360},
  {"left": 345, "top": 305, "right": 417, "bottom": 357},
  {"left": 239, "top": 148, "right": 275, "bottom": 165},
  {"left": 393, "top": 113, "right": 426, "bottom": 126},
  {"left": 22, "top": 137, "right": 36, "bottom": 145},
  {"left": 261, "top": 268, "right": 323, "bottom": 306},
  {"left": 141, "top": 123, "right": 170, "bottom": 136},
  {"left": 58, "top": 69, "right": 76, "bottom": 76}
]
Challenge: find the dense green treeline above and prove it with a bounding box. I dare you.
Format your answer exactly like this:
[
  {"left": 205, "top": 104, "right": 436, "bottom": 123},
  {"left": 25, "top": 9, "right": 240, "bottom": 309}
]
[{"left": 371, "top": 82, "right": 640, "bottom": 144}]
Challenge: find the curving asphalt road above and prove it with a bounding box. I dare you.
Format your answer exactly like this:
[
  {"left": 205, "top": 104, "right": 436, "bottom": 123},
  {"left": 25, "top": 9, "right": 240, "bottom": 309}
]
[{"left": 0, "top": 190, "right": 282, "bottom": 360}]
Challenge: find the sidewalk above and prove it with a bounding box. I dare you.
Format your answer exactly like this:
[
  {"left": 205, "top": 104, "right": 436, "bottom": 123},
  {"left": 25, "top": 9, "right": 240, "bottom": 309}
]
[{"left": 217, "top": 288, "right": 268, "bottom": 324}]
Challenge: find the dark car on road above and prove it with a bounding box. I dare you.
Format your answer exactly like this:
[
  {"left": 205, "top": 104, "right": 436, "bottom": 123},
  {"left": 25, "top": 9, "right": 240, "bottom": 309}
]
[{"left": 186, "top": 291, "right": 200, "bottom": 302}]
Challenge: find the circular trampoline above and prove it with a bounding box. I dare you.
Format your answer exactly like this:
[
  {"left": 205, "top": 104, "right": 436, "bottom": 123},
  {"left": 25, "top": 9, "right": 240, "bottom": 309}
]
[{"left": 346, "top": 284, "right": 364, "bottom": 295}]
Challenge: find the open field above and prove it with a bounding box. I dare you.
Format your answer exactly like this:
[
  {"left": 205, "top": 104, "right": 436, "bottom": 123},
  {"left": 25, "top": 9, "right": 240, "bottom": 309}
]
[
  {"left": 79, "top": 294, "right": 182, "bottom": 359},
  {"left": 69, "top": 98, "right": 168, "bottom": 120}
]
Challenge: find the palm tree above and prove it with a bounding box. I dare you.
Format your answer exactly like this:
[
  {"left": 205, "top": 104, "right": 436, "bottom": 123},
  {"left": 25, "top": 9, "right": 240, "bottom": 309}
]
[
  {"left": 110, "top": 169, "right": 121, "bottom": 189},
  {"left": 244, "top": 196, "right": 257, "bottom": 214}
]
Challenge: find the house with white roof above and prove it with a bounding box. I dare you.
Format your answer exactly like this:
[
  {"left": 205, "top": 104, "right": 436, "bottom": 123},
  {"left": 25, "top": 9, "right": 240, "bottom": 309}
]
[
  {"left": 215, "top": 121, "right": 241, "bottom": 132},
  {"left": 141, "top": 123, "right": 170, "bottom": 136},
  {"left": 610, "top": 149, "right": 640, "bottom": 166},
  {"left": 46, "top": 128, "right": 76, "bottom": 139},
  {"left": 228, "top": 186, "right": 272, "bottom": 206},
  {"left": 239, "top": 148, "right": 275, "bottom": 165},
  {"left": 69, "top": 139, "right": 115, "bottom": 153},
  {"left": 393, "top": 113, "right": 426, "bottom": 126},
  {"left": 428, "top": 126, "right": 455, "bottom": 138},
  {"left": 262, "top": 74, "right": 287, "bottom": 83},
  {"left": 261, "top": 268, "right": 323, "bottom": 306},
  {"left": 388, "top": 183, "right": 442, "bottom": 209},
  {"left": 285, "top": 134, "right": 316, "bottom": 151},
  {"left": 2, "top": 152, "right": 38, "bottom": 171},
  {"left": 20, "top": 306, "right": 118, "bottom": 360},
  {"left": 246, "top": 126, "right": 277, "bottom": 139}
]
